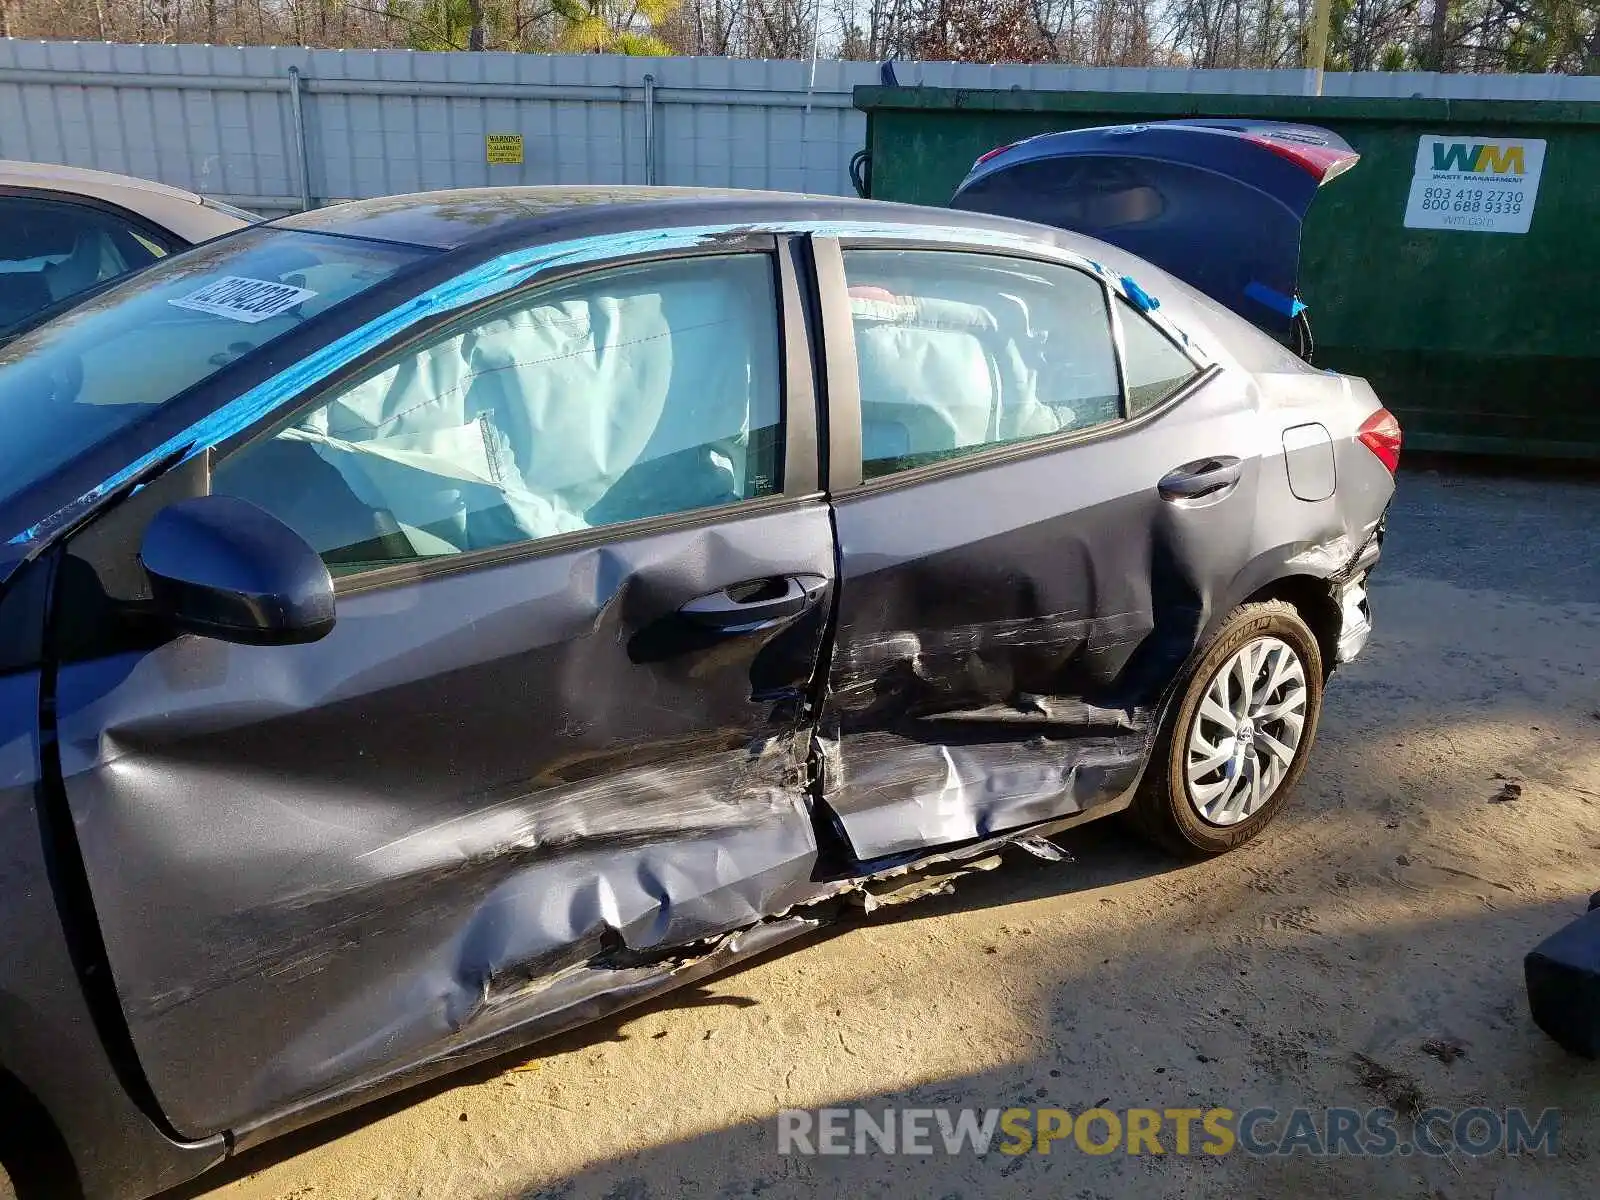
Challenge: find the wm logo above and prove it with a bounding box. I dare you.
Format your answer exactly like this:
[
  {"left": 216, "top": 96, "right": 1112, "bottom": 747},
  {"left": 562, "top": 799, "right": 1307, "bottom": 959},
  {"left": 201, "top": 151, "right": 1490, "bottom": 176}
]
[{"left": 1432, "top": 142, "right": 1525, "bottom": 174}]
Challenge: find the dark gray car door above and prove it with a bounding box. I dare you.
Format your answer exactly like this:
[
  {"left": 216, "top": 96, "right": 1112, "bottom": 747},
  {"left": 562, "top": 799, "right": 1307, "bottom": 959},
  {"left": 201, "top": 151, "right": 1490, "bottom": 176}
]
[
  {"left": 809, "top": 235, "right": 1263, "bottom": 862},
  {"left": 47, "top": 240, "right": 837, "bottom": 1139}
]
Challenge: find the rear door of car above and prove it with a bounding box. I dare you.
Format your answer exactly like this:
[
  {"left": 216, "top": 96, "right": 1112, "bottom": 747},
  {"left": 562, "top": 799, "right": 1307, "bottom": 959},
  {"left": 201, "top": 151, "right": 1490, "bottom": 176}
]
[
  {"left": 808, "top": 233, "right": 1265, "bottom": 862},
  {"left": 47, "top": 232, "right": 838, "bottom": 1139}
]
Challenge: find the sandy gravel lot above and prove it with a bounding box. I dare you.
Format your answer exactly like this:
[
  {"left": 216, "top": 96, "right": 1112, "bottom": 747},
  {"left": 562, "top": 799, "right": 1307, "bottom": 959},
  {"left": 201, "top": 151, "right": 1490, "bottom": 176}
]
[{"left": 192, "top": 465, "right": 1600, "bottom": 1200}]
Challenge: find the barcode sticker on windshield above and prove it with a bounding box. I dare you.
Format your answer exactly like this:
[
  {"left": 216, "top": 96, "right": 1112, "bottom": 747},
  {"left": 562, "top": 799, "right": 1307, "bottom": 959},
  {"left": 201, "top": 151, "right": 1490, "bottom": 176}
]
[{"left": 169, "top": 276, "right": 315, "bottom": 323}]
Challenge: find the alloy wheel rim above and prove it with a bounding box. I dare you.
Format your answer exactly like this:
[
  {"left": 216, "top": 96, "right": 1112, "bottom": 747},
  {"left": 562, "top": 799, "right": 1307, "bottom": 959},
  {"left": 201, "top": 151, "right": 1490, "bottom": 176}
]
[{"left": 1185, "top": 636, "right": 1308, "bottom": 827}]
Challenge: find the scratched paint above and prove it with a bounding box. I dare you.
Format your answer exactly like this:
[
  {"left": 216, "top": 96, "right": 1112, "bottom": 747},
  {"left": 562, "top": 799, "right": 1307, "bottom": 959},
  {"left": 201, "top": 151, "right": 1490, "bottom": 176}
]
[
  {"left": 817, "top": 726, "right": 1148, "bottom": 860},
  {"left": 816, "top": 610, "right": 1157, "bottom": 859},
  {"left": 52, "top": 499, "right": 840, "bottom": 1137}
]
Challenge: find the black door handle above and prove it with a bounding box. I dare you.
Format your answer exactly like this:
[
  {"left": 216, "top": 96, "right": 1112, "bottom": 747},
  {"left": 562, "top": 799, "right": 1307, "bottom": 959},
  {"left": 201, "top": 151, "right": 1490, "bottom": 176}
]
[
  {"left": 679, "top": 574, "right": 829, "bottom": 632},
  {"left": 1158, "top": 456, "right": 1243, "bottom": 502}
]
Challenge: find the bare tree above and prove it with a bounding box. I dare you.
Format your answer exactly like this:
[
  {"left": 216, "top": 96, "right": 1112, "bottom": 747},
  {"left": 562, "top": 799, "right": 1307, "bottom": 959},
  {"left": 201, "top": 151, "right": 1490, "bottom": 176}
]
[{"left": 0, "top": 0, "right": 1591, "bottom": 73}]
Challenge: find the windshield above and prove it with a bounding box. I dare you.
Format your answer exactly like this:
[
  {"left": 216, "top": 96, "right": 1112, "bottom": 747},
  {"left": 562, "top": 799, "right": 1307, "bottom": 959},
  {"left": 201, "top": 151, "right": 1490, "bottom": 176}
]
[{"left": 0, "top": 227, "right": 425, "bottom": 522}]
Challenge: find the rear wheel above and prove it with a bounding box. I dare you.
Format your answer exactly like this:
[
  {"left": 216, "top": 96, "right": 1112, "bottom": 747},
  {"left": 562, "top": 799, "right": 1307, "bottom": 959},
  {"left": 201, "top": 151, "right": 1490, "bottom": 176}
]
[{"left": 1131, "top": 601, "right": 1324, "bottom": 857}]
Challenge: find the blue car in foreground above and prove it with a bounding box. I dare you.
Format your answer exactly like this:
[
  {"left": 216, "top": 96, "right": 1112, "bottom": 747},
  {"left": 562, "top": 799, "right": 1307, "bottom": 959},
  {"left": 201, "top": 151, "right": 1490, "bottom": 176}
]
[{"left": 0, "top": 187, "right": 1397, "bottom": 1199}]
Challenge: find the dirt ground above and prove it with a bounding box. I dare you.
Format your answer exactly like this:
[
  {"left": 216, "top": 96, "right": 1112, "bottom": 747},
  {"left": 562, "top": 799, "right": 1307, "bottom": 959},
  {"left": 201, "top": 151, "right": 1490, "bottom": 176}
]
[{"left": 196, "top": 465, "right": 1600, "bottom": 1200}]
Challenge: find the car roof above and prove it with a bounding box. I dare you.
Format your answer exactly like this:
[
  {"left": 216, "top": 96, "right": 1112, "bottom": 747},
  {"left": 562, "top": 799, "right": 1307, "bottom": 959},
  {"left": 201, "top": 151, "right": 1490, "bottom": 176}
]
[
  {"left": 270, "top": 183, "right": 1292, "bottom": 371},
  {"left": 0, "top": 158, "right": 252, "bottom": 243},
  {"left": 270, "top": 185, "right": 1080, "bottom": 252},
  {"left": 0, "top": 157, "right": 211, "bottom": 202}
]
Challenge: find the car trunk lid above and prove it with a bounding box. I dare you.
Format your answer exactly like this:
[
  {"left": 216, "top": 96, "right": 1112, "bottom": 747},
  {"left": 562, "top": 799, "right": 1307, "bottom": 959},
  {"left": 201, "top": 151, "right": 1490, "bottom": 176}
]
[{"left": 951, "top": 120, "right": 1358, "bottom": 345}]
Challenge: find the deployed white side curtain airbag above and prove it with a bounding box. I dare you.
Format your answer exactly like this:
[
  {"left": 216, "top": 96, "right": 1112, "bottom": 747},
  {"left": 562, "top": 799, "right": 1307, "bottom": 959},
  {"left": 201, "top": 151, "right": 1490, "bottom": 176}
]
[
  {"left": 281, "top": 255, "right": 780, "bottom": 555},
  {"left": 851, "top": 292, "right": 1064, "bottom": 466}
]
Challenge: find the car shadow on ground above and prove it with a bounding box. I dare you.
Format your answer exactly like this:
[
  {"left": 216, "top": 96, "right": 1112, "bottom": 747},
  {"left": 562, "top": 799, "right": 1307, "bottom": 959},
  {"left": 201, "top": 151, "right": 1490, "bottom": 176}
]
[{"left": 473, "top": 905, "right": 1596, "bottom": 1200}]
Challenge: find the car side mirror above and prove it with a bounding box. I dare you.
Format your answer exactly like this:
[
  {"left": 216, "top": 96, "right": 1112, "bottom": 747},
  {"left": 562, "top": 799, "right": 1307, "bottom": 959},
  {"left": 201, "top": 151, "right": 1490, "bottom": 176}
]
[{"left": 140, "top": 495, "right": 335, "bottom": 646}]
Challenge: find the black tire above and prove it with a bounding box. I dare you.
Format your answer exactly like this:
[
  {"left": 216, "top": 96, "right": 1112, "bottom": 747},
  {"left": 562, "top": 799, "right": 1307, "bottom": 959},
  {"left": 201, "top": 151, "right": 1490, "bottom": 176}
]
[{"left": 1130, "top": 600, "right": 1324, "bottom": 858}]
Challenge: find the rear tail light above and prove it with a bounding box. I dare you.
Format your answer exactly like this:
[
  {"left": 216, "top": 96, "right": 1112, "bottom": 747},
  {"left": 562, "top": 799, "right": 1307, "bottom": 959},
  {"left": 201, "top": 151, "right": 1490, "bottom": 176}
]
[
  {"left": 972, "top": 142, "right": 1019, "bottom": 171},
  {"left": 1357, "top": 408, "right": 1403, "bottom": 474},
  {"left": 1246, "top": 134, "right": 1360, "bottom": 184}
]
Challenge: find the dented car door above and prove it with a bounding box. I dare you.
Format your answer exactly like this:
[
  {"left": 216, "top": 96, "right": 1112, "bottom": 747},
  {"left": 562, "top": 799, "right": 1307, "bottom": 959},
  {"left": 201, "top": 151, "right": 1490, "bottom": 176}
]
[
  {"left": 810, "top": 237, "right": 1261, "bottom": 861},
  {"left": 47, "top": 240, "right": 837, "bottom": 1139}
]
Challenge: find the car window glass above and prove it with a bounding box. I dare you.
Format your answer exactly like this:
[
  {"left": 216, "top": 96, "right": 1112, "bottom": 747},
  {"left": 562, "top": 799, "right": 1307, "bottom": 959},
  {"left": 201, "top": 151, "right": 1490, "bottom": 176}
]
[
  {"left": 841, "top": 249, "right": 1120, "bottom": 480},
  {"left": 130, "top": 230, "right": 169, "bottom": 258},
  {"left": 213, "top": 253, "right": 784, "bottom": 576},
  {"left": 1118, "top": 297, "right": 1202, "bottom": 415},
  {"left": 0, "top": 227, "right": 423, "bottom": 534},
  {"left": 0, "top": 197, "right": 165, "bottom": 336}
]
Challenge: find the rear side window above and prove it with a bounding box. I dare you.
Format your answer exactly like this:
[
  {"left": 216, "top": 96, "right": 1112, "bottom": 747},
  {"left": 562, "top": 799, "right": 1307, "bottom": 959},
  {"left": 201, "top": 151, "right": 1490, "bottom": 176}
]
[
  {"left": 841, "top": 249, "right": 1120, "bottom": 480},
  {"left": 214, "top": 253, "right": 784, "bottom": 575},
  {"left": 0, "top": 196, "right": 168, "bottom": 337},
  {"left": 1119, "top": 298, "right": 1201, "bottom": 416}
]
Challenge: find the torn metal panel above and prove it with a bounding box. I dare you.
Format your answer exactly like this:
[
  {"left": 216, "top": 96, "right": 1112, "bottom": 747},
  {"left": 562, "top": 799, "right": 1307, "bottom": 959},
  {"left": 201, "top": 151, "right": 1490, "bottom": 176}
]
[
  {"left": 1334, "top": 559, "right": 1375, "bottom": 665},
  {"left": 241, "top": 803, "right": 828, "bottom": 1121},
  {"left": 842, "top": 816, "right": 1077, "bottom": 911},
  {"left": 819, "top": 377, "right": 1267, "bottom": 863},
  {"left": 926, "top": 697, "right": 1143, "bottom": 730},
  {"left": 848, "top": 854, "right": 1004, "bottom": 911},
  {"left": 52, "top": 500, "right": 838, "bottom": 1139},
  {"left": 1013, "top": 835, "right": 1071, "bottom": 862},
  {"left": 1285, "top": 532, "right": 1358, "bottom": 577},
  {"left": 818, "top": 727, "right": 1147, "bottom": 861},
  {"left": 235, "top": 811, "right": 1092, "bottom": 1151}
]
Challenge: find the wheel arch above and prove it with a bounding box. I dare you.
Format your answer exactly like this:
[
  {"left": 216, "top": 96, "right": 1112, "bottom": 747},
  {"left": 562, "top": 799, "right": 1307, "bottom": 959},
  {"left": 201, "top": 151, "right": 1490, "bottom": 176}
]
[
  {"left": 1130, "top": 592, "right": 1329, "bottom": 857},
  {"left": 1206, "top": 538, "right": 1347, "bottom": 680},
  {"left": 1236, "top": 573, "right": 1341, "bottom": 678},
  {"left": 1141, "top": 562, "right": 1340, "bottom": 770}
]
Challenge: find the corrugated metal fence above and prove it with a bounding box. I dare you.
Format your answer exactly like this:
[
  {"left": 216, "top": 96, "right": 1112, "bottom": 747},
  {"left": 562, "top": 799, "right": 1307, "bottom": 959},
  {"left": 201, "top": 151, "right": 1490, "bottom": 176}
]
[{"left": 2, "top": 38, "right": 1597, "bottom": 215}]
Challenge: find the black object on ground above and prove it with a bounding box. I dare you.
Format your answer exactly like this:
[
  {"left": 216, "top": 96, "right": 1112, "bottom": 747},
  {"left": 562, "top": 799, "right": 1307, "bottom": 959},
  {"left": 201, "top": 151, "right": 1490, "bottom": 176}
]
[{"left": 1526, "top": 902, "right": 1600, "bottom": 1059}]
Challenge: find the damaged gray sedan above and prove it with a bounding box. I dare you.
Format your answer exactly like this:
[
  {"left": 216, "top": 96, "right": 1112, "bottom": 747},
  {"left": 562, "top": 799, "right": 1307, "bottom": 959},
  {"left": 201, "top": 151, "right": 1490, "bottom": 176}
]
[{"left": 0, "top": 187, "right": 1398, "bottom": 1199}]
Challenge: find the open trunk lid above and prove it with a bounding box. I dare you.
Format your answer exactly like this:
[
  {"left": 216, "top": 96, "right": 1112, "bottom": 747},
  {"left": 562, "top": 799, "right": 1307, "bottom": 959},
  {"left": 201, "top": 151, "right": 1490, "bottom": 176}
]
[{"left": 951, "top": 120, "right": 1359, "bottom": 346}]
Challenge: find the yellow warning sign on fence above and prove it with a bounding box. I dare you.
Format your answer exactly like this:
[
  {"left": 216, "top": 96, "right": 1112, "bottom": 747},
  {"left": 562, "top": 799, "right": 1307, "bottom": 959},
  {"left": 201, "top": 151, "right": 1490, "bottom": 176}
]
[{"left": 486, "top": 133, "right": 524, "bottom": 165}]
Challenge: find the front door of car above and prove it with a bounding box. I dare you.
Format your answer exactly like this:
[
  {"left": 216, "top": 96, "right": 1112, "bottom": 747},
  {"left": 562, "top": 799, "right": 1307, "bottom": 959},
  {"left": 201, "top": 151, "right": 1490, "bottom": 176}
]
[
  {"left": 47, "top": 240, "right": 837, "bottom": 1139},
  {"left": 809, "top": 237, "right": 1262, "bottom": 861}
]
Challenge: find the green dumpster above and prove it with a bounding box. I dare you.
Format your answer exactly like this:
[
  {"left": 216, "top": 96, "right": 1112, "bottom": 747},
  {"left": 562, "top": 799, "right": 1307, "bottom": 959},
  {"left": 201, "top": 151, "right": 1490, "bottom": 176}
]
[{"left": 854, "top": 87, "right": 1600, "bottom": 459}]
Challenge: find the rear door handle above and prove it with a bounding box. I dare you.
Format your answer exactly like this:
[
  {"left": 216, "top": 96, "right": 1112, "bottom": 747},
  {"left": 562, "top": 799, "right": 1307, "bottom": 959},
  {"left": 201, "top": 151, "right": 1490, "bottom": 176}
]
[
  {"left": 1158, "top": 456, "right": 1243, "bottom": 502},
  {"left": 679, "top": 574, "right": 829, "bottom": 632}
]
